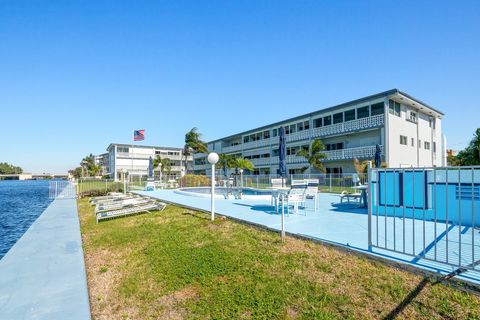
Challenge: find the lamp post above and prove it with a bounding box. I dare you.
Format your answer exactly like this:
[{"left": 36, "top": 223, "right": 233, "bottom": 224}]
[
  {"left": 159, "top": 163, "right": 163, "bottom": 189},
  {"left": 121, "top": 169, "right": 127, "bottom": 194},
  {"left": 239, "top": 169, "right": 244, "bottom": 190},
  {"left": 207, "top": 152, "right": 219, "bottom": 221}
]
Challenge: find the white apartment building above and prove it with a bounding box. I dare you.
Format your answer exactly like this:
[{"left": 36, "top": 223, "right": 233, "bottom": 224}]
[
  {"left": 194, "top": 89, "right": 445, "bottom": 175},
  {"left": 106, "top": 143, "right": 193, "bottom": 181}
]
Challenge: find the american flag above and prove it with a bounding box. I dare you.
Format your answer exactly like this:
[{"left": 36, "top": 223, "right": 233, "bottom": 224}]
[{"left": 134, "top": 129, "right": 145, "bottom": 141}]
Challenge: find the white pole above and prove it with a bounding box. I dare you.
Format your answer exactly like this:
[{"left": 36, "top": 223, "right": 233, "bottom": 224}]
[
  {"left": 211, "top": 164, "right": 215, "bottom": 221},
  {"left": 281, "top": 193, "right": 285, "bottom": 243},
  {"left": 131, "top": 129, "right": 134, "bottom": 183},
  {"left": 123, "top": 171, "right": 126, "bottom": 194}
]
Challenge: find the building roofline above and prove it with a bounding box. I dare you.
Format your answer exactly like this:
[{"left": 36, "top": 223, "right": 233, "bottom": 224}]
[
  {"left": 208, "top": 89, "right": 443, "bottom": 143},
  {"left": 106, "top": 143, "right": 184, "bottom": 152}
]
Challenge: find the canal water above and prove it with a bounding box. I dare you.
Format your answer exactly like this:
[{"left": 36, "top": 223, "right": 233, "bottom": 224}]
[{"left": 0, "top": 180, "right": 53, "bottom": 259}]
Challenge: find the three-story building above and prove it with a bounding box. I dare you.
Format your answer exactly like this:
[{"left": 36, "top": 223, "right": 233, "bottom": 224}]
[
  {"left": 194, "top": 89, "right": 446, "bottom": 175},
  {"left": 106, "top": 143, "right": 193, "bottom": 181}
]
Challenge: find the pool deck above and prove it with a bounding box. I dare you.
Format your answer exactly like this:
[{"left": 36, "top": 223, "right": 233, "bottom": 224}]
[
  {"left": 0, "top": 196, "right": 91, "bottom": 319},
  {"left": 137, "top": 189, "right": 480, "bottom": 287}
]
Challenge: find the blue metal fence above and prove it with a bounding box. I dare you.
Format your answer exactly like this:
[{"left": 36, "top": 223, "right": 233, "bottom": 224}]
[{"left": 368, "top": 166, "right": 480, "bottom": 273}]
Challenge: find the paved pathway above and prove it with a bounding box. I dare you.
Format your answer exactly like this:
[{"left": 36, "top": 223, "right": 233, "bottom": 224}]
[{"left": 0, "top": 197, "right": 90, "bottom": 319}]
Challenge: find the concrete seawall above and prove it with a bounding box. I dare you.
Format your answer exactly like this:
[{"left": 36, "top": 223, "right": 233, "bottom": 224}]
[{"left": 0, "top": 196, "right": 90, "bottom": 319}]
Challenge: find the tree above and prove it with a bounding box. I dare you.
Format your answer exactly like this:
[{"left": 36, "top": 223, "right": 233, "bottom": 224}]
[
  {"left": 452, "top": 128, "right": 480, "bottom": 166},
  {"left": 184, "top": 127, "right": 208, "bottom": 172},
  {"left": 69, "top": 167, "right": 83, "bottom": 179},
  {"left": 153, "top": 155, "right": 171, "bottom": 176},
  {"left": 296, "top": 139, "right": 327, "bottom": 173},
  {"left": 217, "top": 154, "right": 254, "bottom": 174},
  {"left": 80, "top": 154, "right": 101, "bottom": 177},
  {"left": 0, "top": 162, "right": 23, "bottom": 174}
]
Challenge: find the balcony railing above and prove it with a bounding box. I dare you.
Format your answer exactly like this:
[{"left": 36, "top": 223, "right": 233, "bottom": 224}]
[
  {"left": 269, "top": 145, "right": 382, "bottom": 164},
  {"left": 117, "top": 152, "right": 183, "bottom": 160},
  {"left": 221, "top": 144, "right": 242, "bottom": 153},
  {"left": 217, "top": 115, "right": 384, "bottom": 154},
  {"left": 311, "top": 114, "right": 384, "bottom": 139}
]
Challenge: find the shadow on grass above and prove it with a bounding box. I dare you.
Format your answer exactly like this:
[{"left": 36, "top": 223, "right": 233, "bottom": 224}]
[{"left": 382, "top": 277, "right": 431, "bottom": 320}]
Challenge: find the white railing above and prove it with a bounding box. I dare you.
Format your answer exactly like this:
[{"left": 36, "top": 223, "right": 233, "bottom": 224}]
[
  {"left": 323, "top": 145, "right": 382, "bottom": 161},
  {"left": 250, "top": 158, "right": 272, "bottom": 166},
  {"left": 311, "top": 114, "right": 384, "bottom": 139},
  {"left": 117, "top": 152, "right": 183, "bottom": 160},
  {"left": 221, "top": 144, "right": 242, "bottom": 153},
  {"left": 242, "top": 138, "right": 271, "bottom": 151}
]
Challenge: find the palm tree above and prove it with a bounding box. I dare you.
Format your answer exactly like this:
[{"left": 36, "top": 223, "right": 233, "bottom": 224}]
[
  {"left": 153, "top": 155, "right": 171, "bottom": 177},
  {"left": 184, "top": 127, "right": 208, "bottom": 172},
  {"left": 296, "top": 139, "right": 327, "bottom": 173}
]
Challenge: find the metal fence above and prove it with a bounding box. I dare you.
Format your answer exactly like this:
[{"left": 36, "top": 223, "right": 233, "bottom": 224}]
[
  {"left": 368, "top": 166, "right": 480, "bottom": 274},
  {"left": 76, "top": 179, "right": 124, "bottom": 194},
  {"left": 137, "top": 173, "right": 368, "bottom": 194},
  {"left": 48, "top": 181, "right": 77, "bottom": 199}
]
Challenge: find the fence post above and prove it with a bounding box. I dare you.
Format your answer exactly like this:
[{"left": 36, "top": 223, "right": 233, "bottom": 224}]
[
  {"left": 367, "top": 161, "right": 372, "bottom": 251},
  {"left": 329, "top": 175, "right": 332, "bottom": 192},
  {"left": 256, "top": 176, "right": 259, "bottom": 189}
]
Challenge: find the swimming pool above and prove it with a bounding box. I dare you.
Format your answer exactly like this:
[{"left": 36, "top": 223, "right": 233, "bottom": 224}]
[{"left": 174, "top": 187, "right": 273, "bottom": 200}]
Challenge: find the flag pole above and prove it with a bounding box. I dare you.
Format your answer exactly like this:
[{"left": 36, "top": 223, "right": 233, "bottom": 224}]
[{"left": 131, "top": 129, "right": 134, "bottom": 183}]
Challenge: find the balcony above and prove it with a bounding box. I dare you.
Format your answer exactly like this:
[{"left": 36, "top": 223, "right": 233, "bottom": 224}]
[
  {"left": 117, "top": 152, "right": 183, "bottom": 160},
  {"left": 250, "top": 158, "right": 271, "bottom": 166},
  {"left": 221, "top": 144, "right": 242, "bottom": 153},
  {"left": 322, "top": 145, "right": 383, "bottom": 161},
  {"left": 267, "top": 145, "right": 383, "bottom": 165},
  {"left": 311, "top": 114, "right": 384, "bottom": 139},
  {"left": 242, "top": 138, "right": 271, "bottom": 151}
]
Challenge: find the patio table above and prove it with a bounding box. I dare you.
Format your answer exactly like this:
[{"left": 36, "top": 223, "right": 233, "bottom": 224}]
[
  {"left": 271, "top": 188, "right": 290, "bottom": 212},
  {"left": 352, "top": 185, "right": 368, "bottom": 208}
]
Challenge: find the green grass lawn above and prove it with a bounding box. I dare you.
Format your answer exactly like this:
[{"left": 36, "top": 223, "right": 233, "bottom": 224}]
[{"left": 78, "top": 198, "right": 480, "bottom": 319}]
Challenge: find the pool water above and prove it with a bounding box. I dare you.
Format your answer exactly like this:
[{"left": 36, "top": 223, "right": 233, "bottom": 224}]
[{"left": 0, "top": 180, "right": 53, "bottom": 259}]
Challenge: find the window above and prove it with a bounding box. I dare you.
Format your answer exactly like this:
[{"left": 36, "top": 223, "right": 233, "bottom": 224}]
[
  {"left": 400, "top": 135, "right": 408, "bottom": 145},
  {"left": 304, "top": 120, "right": 310, "bottom": 130},
  {"left": 344, "top": 109, "right": 355, "bottom": 121},
  {"left": 411, "top": 138, "right": 415, "bottom": 147},
  {"left": 433, "top": 142, "right": 437, "bottom": 153},
  {"left": 272, "top": 128, "right": 278, "bottom": 137},
  {"left": 285, "top": 126, "right": 290, "bottom": 134},
  {"left": 424, "top": 142, "right": 430, "bottom": 150},
  {"left": 118, "top": 147, "right": 129, "bottom": 153},
  {"left": 263, "top": 130, "right": 270, "bottom": 139},
  {"left": 370, "top": 102, "right": 385, "bottom": 116},
  {"left": 323, "top": 115, "right": 332, "bottom": 126},
  {"left": 290, "top": 124, "right": 296, "bottom": 134},
  {"left": 314, "top": 118, "right": 322, "bottom": 128},
  {"left": 325, "top": 143, "right": 344, "bottom": 150},
  {"left": 408, "top": 111, "right": 417, "bottom": 123},
  {"left": 297, "top": 122, "right": 304, "bottom": 131},
  {"left": 429, "top": 117, "right": 436, "bottom": 129},
  {"left": 243, "top": 136, "right": 250, "bottom": 143},
  {"left": 357, "top": 106, "right": 369, "bottom": 119},
  {"left": 272, "top": 149, "right": 279, "bottom": 156},
  {"left": 333, "top": 112, "right": 344, "bottom": 124},
  {"left": 388, "top": 99, "right": 401, "bottom": 117}
]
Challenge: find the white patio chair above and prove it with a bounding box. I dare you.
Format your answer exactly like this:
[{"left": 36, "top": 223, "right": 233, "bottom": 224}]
[
  {"left": 305, "top": 179, "right": 320, "bottom": 211},
  {"left": 278, "top": 188, "right": 306, "bottom": 214}
]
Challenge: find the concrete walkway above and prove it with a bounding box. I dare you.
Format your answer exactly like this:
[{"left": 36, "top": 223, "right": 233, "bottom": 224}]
[{"left": 0, "top": 197, "right": 90, "bottom": 319}]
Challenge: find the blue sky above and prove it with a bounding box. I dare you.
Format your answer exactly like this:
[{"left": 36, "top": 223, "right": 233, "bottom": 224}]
[{"left": 1, "top": 0, "right": 479, "bottom": 174}]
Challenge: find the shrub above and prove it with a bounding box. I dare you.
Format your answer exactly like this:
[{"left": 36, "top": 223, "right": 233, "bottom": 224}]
[{"left": 180, "top": 174, "right": 210, "bottom": 187}]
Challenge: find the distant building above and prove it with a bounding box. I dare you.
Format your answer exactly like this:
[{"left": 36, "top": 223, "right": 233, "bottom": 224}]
[
  {"left": 194, "top": 89, "right": 446, "bottom": 175},
  {"left": 94, "top": 153, "right": 109, "bottom": 176},
  {"left": 105, "top": 143, "right": 193, "bottom": 181}
]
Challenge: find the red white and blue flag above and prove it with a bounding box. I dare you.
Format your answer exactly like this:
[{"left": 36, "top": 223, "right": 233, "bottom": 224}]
[{"left": 134, "top": 129, "right": 145, "bottom": 141}]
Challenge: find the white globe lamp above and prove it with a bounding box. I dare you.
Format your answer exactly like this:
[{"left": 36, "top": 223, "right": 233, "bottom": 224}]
[{"left": 207, "top": 152, "right": 219, "bottom": 221}]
